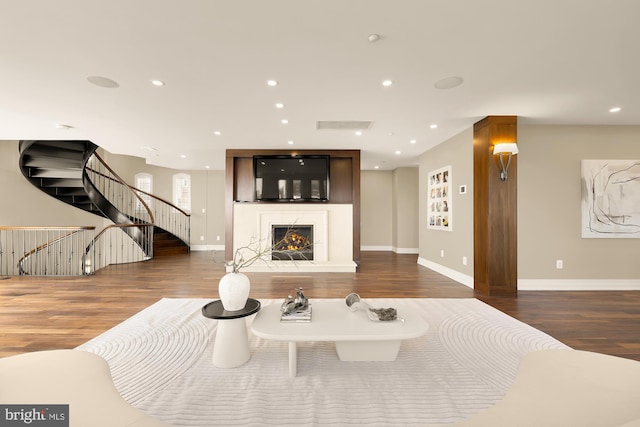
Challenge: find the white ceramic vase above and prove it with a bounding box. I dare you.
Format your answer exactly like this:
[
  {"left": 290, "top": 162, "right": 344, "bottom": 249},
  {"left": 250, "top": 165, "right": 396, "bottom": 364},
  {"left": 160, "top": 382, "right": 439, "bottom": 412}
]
[{"left": 218, "top": 272, "right": 250, "bottom": 311}]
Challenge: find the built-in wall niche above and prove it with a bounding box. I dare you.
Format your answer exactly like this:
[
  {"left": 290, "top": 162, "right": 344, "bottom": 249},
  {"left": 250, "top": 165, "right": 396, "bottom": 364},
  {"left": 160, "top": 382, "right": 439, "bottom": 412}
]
[
  {"left": 229, "top": 152, "right": 356, "bottom": 204},
  {"left": 225, "top": 149, "right": 361, "bottom": 265},
  {"left": 254, "top": 155, "right": 329, "bottom": 202}
]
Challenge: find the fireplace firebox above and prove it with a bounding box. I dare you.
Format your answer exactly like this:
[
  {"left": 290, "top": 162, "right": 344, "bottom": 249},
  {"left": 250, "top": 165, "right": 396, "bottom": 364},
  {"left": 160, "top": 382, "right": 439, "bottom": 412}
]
[{"left": 272, "top": 225, "right": 313, "bottom": 261}]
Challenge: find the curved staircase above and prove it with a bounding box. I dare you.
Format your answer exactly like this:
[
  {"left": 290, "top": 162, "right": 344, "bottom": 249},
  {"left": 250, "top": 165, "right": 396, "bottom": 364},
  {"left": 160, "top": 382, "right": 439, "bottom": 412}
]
[
  {"left": 19, "top": 140, "right": 101, "bottom": 215},
  {"left": 15, "top": 140, "right": 189, "bottom": 275}
]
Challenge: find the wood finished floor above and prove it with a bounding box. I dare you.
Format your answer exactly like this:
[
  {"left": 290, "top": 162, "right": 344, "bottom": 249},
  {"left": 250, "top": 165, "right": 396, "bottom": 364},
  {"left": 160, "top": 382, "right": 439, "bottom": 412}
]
[{"left": 1, "top": 251, "right": 639, "bottom": 361}]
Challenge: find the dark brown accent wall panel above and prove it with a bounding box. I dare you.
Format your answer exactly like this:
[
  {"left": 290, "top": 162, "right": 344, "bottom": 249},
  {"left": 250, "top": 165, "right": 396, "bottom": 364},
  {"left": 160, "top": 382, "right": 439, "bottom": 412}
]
[
  {"left": 329, "top": 157, "right": 353, "bottom": 203},
  {"left": 233, "top": 157, "right": 254, "bottom": 202},
  {"left": 473, "top": 116, "right": 518, "bottom": 296}
]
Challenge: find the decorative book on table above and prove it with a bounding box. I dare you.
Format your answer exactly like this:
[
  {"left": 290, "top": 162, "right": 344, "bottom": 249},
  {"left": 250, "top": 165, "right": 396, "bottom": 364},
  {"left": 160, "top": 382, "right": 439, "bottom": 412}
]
[{"left": 280, "top": 305, "right": 312, "bottom": 322}]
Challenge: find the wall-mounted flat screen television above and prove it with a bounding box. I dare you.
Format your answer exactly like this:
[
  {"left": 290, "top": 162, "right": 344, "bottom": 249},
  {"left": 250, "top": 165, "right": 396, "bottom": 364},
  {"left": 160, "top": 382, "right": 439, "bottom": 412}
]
[{"left": 254, "top": 155, "right": 329, "bottom": 201}]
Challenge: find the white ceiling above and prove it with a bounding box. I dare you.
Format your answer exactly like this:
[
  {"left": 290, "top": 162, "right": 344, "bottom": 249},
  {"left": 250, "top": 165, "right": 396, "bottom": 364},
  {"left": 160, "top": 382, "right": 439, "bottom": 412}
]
[{"left": 1, "top": 0, "right": 639, "bottom": 171}]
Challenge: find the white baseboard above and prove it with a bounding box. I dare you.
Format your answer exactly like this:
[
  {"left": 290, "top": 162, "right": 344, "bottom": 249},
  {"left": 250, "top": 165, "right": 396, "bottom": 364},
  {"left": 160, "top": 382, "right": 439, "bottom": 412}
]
[
  {"left": 417, "top": 257, "right": 474, "bottom": 288},
  {"left": 361, "top": 246, "right": 418, "bottom": 254},
  {"left": 190, "top": 244, "right": 225, "bottom": 251},
  {"left": 361, "top": 245, "right": 393, "bottom": 251},
  {"left": 393, "top": 247, "right": 419, "bottom": 254},
  {"left": 518, "top": 279, "right": 640, "bottom": 291}
]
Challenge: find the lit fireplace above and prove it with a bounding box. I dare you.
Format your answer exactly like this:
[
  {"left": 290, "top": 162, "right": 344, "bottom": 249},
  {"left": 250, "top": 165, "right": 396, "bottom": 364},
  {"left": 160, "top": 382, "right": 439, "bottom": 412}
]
[{"left": 272, "top": 225, "right": 314, "bottom": 261}]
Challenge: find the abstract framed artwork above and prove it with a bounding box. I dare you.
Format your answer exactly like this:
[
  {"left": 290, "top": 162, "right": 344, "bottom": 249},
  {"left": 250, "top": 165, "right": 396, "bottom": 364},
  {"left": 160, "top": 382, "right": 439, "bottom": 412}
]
[
  {"left": 427, "top": 165, "right": 451, "bottom": 231},
  {"left": 581, "top": 159, "right": 640, "bottom": 238}
]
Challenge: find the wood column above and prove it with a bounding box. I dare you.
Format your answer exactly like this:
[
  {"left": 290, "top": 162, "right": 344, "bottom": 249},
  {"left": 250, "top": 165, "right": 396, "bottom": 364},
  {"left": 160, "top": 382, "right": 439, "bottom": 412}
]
[{"left": 473, "top": 116, "right": 518, "bottom": 296}]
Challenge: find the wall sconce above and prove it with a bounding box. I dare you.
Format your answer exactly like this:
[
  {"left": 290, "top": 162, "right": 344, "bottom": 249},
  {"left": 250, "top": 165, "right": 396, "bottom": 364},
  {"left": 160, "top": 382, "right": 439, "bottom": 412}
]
[{"left": 493, "top": 142, "right": 519, "bottom": 181}]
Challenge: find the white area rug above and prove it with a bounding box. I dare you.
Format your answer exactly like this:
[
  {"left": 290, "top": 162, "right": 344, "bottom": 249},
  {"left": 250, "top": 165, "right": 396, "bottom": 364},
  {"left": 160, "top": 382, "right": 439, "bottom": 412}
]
[{"left": 77, "top": 298, "right": 569, "bottom": 426}]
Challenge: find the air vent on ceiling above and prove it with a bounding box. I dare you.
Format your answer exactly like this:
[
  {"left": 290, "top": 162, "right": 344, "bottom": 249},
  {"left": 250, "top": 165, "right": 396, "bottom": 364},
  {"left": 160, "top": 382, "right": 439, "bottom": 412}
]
[{"left": 316, "top": 121, "right": 373, "bottom": 131}]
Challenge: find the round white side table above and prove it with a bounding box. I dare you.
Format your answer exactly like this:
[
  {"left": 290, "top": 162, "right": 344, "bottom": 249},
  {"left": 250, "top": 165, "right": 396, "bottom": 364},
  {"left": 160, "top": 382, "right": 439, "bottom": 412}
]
[{"left": 202, "top": 299, "right": 261, "bottom": 368}]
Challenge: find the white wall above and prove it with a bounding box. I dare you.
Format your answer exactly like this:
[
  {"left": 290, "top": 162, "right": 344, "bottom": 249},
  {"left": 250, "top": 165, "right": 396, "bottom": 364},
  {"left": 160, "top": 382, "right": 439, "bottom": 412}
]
[
  {"left": 361, "top": 168, "right": 419, "bottom": 252},
  {"left": 517, "top": 125, "right": 640, "bottom": 289},
  {"left": 361, "top": 170, "right": 393, "bottom": 249},
  {"left": 392, "top": 167, "right": 419, "bottom": 253},
  {"left": 417, "top": 128, "right": 474, "bottom": 286}
]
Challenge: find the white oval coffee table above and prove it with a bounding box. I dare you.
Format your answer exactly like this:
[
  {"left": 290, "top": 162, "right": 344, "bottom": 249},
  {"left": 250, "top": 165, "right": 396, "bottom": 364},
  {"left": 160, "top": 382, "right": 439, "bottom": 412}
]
[{"left": 251, "top": 299, "right": 428, "bottom": 376}]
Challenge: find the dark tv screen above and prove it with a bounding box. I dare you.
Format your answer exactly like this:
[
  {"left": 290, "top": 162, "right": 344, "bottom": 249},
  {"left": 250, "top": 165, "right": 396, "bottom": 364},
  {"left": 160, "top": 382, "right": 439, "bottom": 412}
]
[{"left": 254, "top": 155, "right": 329, "bottom": 201}]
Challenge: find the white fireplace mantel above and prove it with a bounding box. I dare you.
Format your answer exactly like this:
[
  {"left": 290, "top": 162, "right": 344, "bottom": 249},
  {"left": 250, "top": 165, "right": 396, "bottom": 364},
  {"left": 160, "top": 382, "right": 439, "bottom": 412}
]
[{"left": 231, "top": 203, "right": 356, "bottom": 272}]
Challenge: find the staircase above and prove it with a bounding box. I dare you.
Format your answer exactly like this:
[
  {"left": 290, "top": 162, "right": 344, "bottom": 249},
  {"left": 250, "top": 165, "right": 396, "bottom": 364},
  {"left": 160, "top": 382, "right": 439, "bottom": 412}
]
[
  {"left": 153, "top": 227, "right": 189, "bottom": 256},
  {"left": 17, "top": 140, "right": 190, "bottom": 271},
  {"left": 19, "top": 140, "right": 102, "bottom": 215}
]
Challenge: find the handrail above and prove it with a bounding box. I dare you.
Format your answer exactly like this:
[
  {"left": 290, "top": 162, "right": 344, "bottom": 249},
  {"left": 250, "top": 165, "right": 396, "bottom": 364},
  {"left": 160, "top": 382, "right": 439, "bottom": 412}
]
[
  {"left": 7, "top": 143, "right": 190, "bottom": 276},
  {"left": 88, "top": 223, "right": 154, "bottom": 273},
  {"left": 1, "top": 226, "right": 96, "bottom": 276},
  {"left": 9, "top": 141, "right": 188, "bottom": 276},
  {"left": 85, "top": 156, "right": 191, "bottom": 218},
  {"left": 92, "top": 223, "right": 152, "bottom": 241},
  {"left": 0, "top": 225, "right": 155, "bottom": 276},
  {"left": 16, "top": 227, "right": 95, "bottom": 269},
  {"left": 86, "top": 152, "right": 190, "bottom": 246},
  {"left": 83, "top": 153, "right": 155, "bottom": 259},
  {"left": 133, "top": 188, "right": 191, "bottom": 218},
  {"left": 0, "top": 226, "right": 96, "bottom": 231},
  {"left": 86, "top": 152, "right": 155, "bottom": 224}
]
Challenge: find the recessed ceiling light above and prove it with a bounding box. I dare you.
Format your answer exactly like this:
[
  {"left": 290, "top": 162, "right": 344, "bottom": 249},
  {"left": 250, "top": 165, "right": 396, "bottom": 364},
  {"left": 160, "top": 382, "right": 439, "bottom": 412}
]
[
  {"left": 410, "top": 139, "right": 417, "bottom": 144},
  {"left": 355, "top": 131, "right": 363, "bottom": 136},
  {"left": 430, "top": 124, "right": 438, "bottom": 129},
  {"left": 205, "top": 165, "right": 210, "bottom": 169},
  {"left": 281, "top": 119, "right": 289, "bottom": 124},
  {"left": 180, "top": 154, "right": 187, "bottom": 158},
  {"left": 374, "top": 165, "right": 380, "bottom": 169},
  {"left": 267, "top": 80, "right": 278, "bottom": 87},
  {"left": 151, "top": 79, "right": 165, "bottom": 86},
  {"left": 434, "top": 76, "right": 464, "bottom": 90},
  {"left": 395, "top": 150, "right": 401, "bottom": 155},
  {"left": 609, "top": 107, "right": 622, "bottom": 113},
  {"left": 275, "top": 103, "right": 285, "bottom": 109},
  {"left": 86, "top": 75, "right": 119, "bottom": 89},
  {"left": 55, "top": 124, "right": 73, "bottom": 130},
  {"left": 214, "top": 131, "right": 221, "bottom": 136},
  {"left": 368, "top": 34, "right": 381, "bottom": 43},
  {"left": 382, "top": 80, "right": 393, "bottom": 87},
  {"left": 288, "top": 140, "right": 294, "bottom": 145}
]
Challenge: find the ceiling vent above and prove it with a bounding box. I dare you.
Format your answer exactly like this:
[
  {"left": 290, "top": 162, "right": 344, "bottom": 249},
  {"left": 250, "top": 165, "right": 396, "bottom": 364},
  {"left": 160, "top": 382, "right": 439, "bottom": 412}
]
[{"left": 316, "top": 121, "right": 373, "bottom": 131}]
